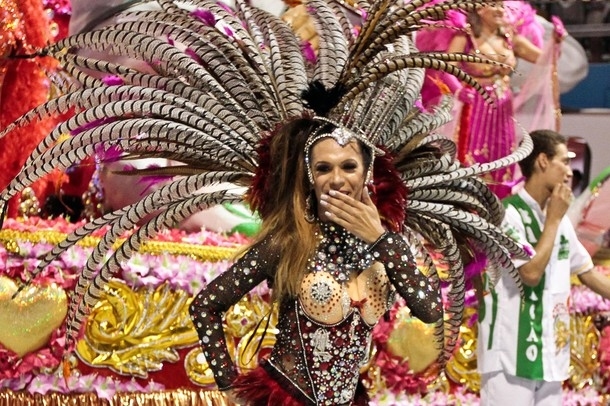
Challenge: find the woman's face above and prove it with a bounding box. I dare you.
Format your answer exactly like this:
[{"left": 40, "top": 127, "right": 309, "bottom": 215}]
[
  {"left": 309, "top": 138, "right": 366, "bottom": 221},
  {"left": 477, "top": 2, "right": 505, "bottom": 29}
]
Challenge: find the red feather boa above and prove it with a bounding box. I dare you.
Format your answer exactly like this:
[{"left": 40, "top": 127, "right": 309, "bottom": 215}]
[
  {"left": 231, "top": 364, "right": 370, "bottom": 406},
  {"left": 371, "top": 147, "right": 408, "bottom": 233},
  {"left": 0, "top": 0, "right": 77, "bottom": 218}
]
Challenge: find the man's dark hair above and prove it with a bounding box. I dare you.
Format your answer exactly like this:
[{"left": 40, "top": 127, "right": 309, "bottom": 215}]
[{"left": 519, "top": 129, "right": 567, "bottom": 178}]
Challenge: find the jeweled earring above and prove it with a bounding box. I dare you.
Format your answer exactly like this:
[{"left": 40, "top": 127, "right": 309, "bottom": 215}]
[
  {"left": 305, "top": 193, "right": 316, "bottom": 223},
  {"left": 365, "top": 168, "right": 376, "bottom": 196}
]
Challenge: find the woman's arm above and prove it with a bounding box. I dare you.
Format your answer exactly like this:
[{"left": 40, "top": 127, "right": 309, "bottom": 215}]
[
  {"left": 513, "top": 33, "right": 541, "bottom": 64},
  {"left": 368, "top": 233, "right": 443, "bottom": 324},
  {"left": 447, "top": 34, "right": 468, "bottom": 54},
  {"left": 189, "top": 238, "right": 276, "bottom": 390}
]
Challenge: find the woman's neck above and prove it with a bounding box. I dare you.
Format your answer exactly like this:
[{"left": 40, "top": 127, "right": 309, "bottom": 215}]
[{"left": 478, "top": 24, "right": 499, "bottom": 39}]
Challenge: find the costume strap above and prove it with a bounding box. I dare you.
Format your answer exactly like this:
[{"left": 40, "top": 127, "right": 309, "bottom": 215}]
[{"left": 503, "top": 194, "right": 546, "bottom": 379}]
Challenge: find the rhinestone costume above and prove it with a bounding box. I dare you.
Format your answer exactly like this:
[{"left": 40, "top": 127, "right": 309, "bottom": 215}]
[{"left": 190, "top": 223, "right": 442, "bottom": 405}]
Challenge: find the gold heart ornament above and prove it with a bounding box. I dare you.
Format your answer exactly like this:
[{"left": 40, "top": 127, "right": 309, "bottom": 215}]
[
  {"left": 0, "top": 276, "right": 67, "bottom": 357},
  {"left": 387, "top": 315, "right": 440, "bottom": 374}
]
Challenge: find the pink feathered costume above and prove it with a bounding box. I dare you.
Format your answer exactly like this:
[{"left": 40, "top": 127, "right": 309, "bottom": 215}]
[{"left": 416, "top": 2, "right": 562, "bottom": 198}]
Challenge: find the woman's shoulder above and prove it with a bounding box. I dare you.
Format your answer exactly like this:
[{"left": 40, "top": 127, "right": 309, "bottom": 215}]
[{"left": 447, "top": 32, "right": 469, "bottom": 53}]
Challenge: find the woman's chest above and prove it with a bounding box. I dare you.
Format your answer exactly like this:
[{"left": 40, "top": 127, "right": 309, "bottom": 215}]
[{"left": 299, "top": 263, "right": 392, "bottom": 325}]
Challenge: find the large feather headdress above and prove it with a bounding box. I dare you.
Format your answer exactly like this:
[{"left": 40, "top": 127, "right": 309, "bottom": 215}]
[{"left": 0, "top": 0, "right": 531, "bottom": 364}]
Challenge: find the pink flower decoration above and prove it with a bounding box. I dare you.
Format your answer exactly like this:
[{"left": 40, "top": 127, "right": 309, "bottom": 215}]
[
  {"left": 95, "top": 143, "right": 124, "bottom": 162},
  {"left": 71, "top": 117, "right": 120, "bottom": 136},
  {"left": 185, "top": 47, "right": 203, "bottom": 64},
  {"left": 0, "top": 327, "right": 66, "bottom": 380},
  {"left": 223, "top": 26, "right": 235, "bottom": 37},
  {"left": 572, "top": 284, "right": 610, "bottom": 314},
  {"left": 301, "top": 42, "right": 317, "bottom": 64},
  {"left": 216, "top": 2, "right": 235, "bottom": 15},
  {"left": 413, "top": 99, "right": 426, "bottom": 113},
  {"left": 43, "top": 0, "right": 71, "bottom": 15}
]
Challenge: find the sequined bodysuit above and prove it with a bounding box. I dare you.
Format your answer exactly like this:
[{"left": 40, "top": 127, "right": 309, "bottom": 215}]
[{"left": 190, "top": 223, "right": 442, "bottom": 405}]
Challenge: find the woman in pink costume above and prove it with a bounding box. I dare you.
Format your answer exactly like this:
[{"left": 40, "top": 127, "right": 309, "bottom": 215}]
[
  {"left": 417, "top": 2, "right": 558, "bottom": 198},
  {"left": 448, "top": 2, "right": 540, "bottom": 198}
]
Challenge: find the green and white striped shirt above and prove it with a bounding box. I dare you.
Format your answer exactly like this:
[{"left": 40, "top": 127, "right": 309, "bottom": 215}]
[{"left": 478, "top": 189, "right": 593, "bottom": 381}]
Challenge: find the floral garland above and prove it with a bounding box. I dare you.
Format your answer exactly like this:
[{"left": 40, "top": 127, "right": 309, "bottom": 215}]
[
  {"left": 3, "top": 371, "right": 165, "bottom": 400},
  {"left": 0, "top": 217, "right": 250, "bottom": 391}
]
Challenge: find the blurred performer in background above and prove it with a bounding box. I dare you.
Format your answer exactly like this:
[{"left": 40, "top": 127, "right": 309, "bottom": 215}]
[{"left": 416, "top": 1, "right": 568, "bottom": 199}]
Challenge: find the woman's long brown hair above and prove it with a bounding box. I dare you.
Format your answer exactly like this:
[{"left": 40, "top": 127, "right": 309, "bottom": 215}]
[{"left": 250, "top": 117, "right": 322, "bottom": 301}]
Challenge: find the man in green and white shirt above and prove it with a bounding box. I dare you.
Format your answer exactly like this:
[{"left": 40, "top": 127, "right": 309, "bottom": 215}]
[{"left": 478, "top": 130, "right": 610, "bottom": 406}]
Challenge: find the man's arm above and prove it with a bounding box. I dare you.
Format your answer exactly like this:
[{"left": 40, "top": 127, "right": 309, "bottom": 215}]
[
  {"left": 518, "top": 217, "right": 561, "bottom": 287},
  {"left": 519, "top": 184, "right": 573, "bottom": 287},
  {"left": 578, "top": 267, "right": 610, "bottom": 300}
]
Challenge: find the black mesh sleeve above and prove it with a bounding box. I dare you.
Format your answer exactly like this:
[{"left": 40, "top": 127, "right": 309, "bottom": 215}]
[
  {"left": 189, "top": 238, "right": 278, "bottom": 390},
  {"left": 368, "top": 232, "right": 443, "bottom": 323}
]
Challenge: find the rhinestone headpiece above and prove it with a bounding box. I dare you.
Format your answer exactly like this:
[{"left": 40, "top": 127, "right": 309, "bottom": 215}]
[{"left": 304, "top": 117, "right": 384, "bottom": 185}]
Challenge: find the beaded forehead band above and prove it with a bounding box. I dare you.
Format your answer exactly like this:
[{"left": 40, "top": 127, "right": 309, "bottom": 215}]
[{"left": 304, "top": 117, "right": 384, "bottom": 185}]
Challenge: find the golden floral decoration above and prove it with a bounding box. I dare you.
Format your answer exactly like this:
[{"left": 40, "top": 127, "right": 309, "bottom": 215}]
[
  {"left": 76, "top": 279, "right": 198, "bottom": 378},
  {"left": 17, "top": 187, "right": 41, "bottom": 218},
  {"left": 185, "top": 341, "right": 236, "bottom": 387},
  {"left": 568, "top": 314, "right": 600, "bottom": 390},
  {"left": 224, "top": 294, "right": 276, "bottom": 339},
  {"left": 445, "top": 307, "right": 480, "bottom": 393},
  {"left": 185, "top": 295, "right": 276, "bottom": 387},
  {"left": 0, "top": 229, "right": 237, "bottom": 261},
  {"left": 386, "top": 307, "right": 440, "bottom": 373}
]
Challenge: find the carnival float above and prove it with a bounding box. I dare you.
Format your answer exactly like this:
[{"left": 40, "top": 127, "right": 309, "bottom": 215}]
[{"left": 1, "top": 0, "right": 610, "bottom": 405}]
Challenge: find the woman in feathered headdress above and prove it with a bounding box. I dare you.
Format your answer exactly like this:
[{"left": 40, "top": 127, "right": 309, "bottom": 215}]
[
  {"left": 191, "top": 115, "right": 445, "bottom": 405},
  {"left": 0, "top": 0, "right": 533, "bottom": 404}
]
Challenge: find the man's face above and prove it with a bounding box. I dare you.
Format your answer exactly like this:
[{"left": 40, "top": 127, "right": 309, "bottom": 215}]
[{"left": 544, "top": 143, "right": 573, "bottom": 191}]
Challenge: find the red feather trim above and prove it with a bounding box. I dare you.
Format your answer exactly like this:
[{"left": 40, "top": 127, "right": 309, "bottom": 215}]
[
  {"left": 372, "top": 148, "right": 408, "bottom": 233},
  {"left": 232, "top": 364, "right": 370, "bottom": 406},
  {"left": 245, "top": 131, "right": 274, "bottom": 219},
  {"left": 457, "top": 102, "right": 472, "bottom": 164},
  {"left": 231, "top": 366, "right": 306, "bottom": 406}
]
